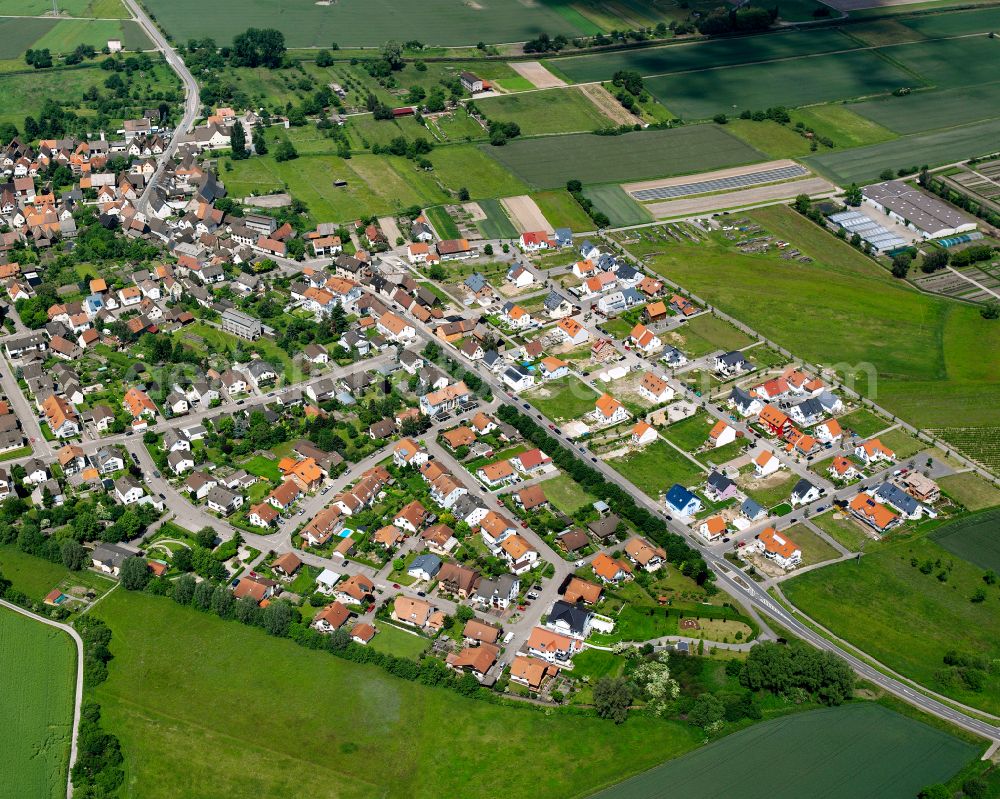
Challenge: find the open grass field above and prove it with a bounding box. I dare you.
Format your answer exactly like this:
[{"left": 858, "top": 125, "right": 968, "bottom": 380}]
[
  {"left": 811, "top": 510, "right": 872, "bottom": 551},
  {"left": 526, "top": 375, "right": 599, "bottom": 422},
  {"left": 473, "top": 87, "right": 614, "bottom": 135},
  {"left": 541, "top": 472, "right": 597, "bottom": 514},
  {"left": 837, "top": 408, "right": 891, "bottom": 438},
  {"left": 0, "top": 608, "right": 76, "bottom": 799},
  {"left": 530, "top": 190, "right": 594, "bottom": 232},
  {"left": 642, "top": 205, "right": 1000, "bottom": 435},
  {"left": 367, "top": 623, "right": 431, "bottom": 660},
  {"left": 851, "top": 83, "right": 1000, "bottom": 135},
  {"left": 0, "top": 17, "right": 150, "bottom": 59},
  {"left": 5, "top": 0, "right": 127, "bottom": 14},
  {"left": 743, "top": 472, "right": 799, "bottom": 509},
  {"left": 791, "top": 105, "right": 898, "bottom": 149},
  {"left": 805, "top": 116, "right": 1000, "bottom": 184},
  {"left": 899, "top": 4, "right": 1000, "bottom": 36},
  {"left": 672, "top": 314, "right": 754, "bottom": 357},
  {"left": 783, "top": 530, "right": 1000, "bottom": 714},
  {"left": 659, "top": 412, "right": 712, "bottom": 452},
  {"left": 426, "top": 144, "right": 530, "bottom": 199},
  {"left": 483, "top": 126, "right": 764, "bottom": 190},
  {"left": 938, "top": 472, "right": 1000, "bottom": 511},
  {"left": 546, "top": 29, "right": 856, "bottom": 84},
  {"left": 643, "top": 50, "right": 913, "bottom": 120},
  {"left": 0, "top": 544, "right": 93, "bottom": 601},
  {"left": 345, "top": 115, "right": 431, "bottom": 149},
  {"left": 931, "top": 507, "right": 1000, "bottom": 572},
  {"left": 724, "top": 119, "right": 815, "bottom": 159},
  {"left": 92, "top": 591, "right": 703, "bottom": 799},
  {"left": 783, "top": 523, "right": 842, "bottom": 566},
  {"left": 876, "top": 427, "right": 928, "bottom": 459},
  {"left": 609, "top": 439, "right": 705, "bottom": 498},
  {"left": 136, "top": 0, "right": 591, "bottom": 47},
  {"left": 581, "top": 184, "right": 651, "bottom": 227},
  {"left": 589, "top": 703, "right": 975, "bottom": 799}
]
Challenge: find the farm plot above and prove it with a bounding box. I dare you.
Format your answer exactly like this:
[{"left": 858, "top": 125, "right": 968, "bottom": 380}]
[
  {"left": 546, "top": 29, "right": 856, "bottom": 84},
  {"left": 806, "top": 117, "right": 1000, "bottom": 185},
  {"left": 887, "top": 36, "right": 1000, "bottom": 91},
  {"left": 482, "top": 126, "right": 764, "bottom": 189},
  {"left": 589, "top": 704, "right": 975, "bottom": 799},
  {"left": 508, "top": 60, "right": 567, "bottom": 89},
  {"left": 530, "top": 190, "right": 594, "bottom": 232},
  {"left": 928, "top": 426, "right": 1000, "bottom": 474},
  {"left": 852, "top": 83, "right": 1000, "bottom": 135},
  {"left": 0, "top": 17, "right": 150, "bottom": 58},
  {"left": 0, "top": 608, "right": 76, "bottom": 799},
  {"left": 582, "top": 185, "right": 651, "bottom": 227},
  {"left": 474, "top": 198, "right": 519, "bottom": 239},
  {"left": 900, "top": 5, "right": 1000, "bottom": 37},
  {"left": 931, "top": 507, "right": 1000, "bottom": 572},
  {"left": 502, "top": 195, "right": 554, "bottom": 234},
  {"left": 136, "top": 0, "right": 590, "bottom": 47},
  {"left": 643, "top": 50, "right": 914, "bottom": 120},
  {"left": 642, "top": 177, "right": 835, "bottom": 219},
  {"left": 473, "top": 87, "right": 614, "bottom": 135}
]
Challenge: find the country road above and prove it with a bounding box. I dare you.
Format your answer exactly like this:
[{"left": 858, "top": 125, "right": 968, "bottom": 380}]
[
  {"left": 0, "top": 598, "right": 84, "bottom": 799},
  {"left": 121, "top": 0, "right": 200, "bottom": 214}
]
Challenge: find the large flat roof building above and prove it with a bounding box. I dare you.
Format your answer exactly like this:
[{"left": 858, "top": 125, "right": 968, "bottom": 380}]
[
  {"left": 862, "top": 180, "right": 977, "bottom": 239},
  {"left": 221, "top": 308, "right": 262, "bottom": 340}
]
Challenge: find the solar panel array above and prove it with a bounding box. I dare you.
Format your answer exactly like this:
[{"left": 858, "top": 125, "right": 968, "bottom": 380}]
[
  {"left": 827, "top": 210, "right": 907, "bottom": 252},
  {"left": 631, "top": 164, "right": 810, "bottom": 201}
]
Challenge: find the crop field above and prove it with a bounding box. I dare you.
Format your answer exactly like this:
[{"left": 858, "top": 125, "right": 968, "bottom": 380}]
[
  {"left": 474, "top": 198, "right": 519, "bottom": 239},
  {"left": 0, "top": 17, "right": 150, "bottom": 59},
  {"left": 640, "top": 205, "right": 1000, "bottom": 436},
  {"left": 790, "top": 105, "right": 897, "bottom": 149},
  {"left": 851, "top": 83, "right": 1000, "bottom": 135},
  {"left": 137, "top": 0, "right": 591, "bottom": 47},
  {"left": 0, "top": 608, "right": 76, "bottom": 799},
  {"left": 931, "top": 507, "right": 1000, "bottom": 572},
  {"left": 899, "top": 5, "right": 1000, "bottom": 36},
  {"left": 473, "top": 87, "right": 615, "bottom": 135},
  {"left": 529, "top": 190, "right": 594, "bottom": 232},
  {"left": 783, "top": 532, "right": 1000, "bottom": 714},
  {"left": 92, "top": 591, "right": 703, "bottom": 799},
  {"left": 889, "top": 36, "right": 1000, "bottom": 90},
  {"left": 609, "top": 439, "right": 705, "bottom": 499},
  {"left": 546, "top": 29, "right": 856, "bottom": 84},
  {"left": 426, "top": 205, "right": 460, "bottom": 240},
  {"left": 643, "top": 50, "right": 913, "bottom": 120},
  {"left": 582, "top": 185, "right": 651, "bottom": 227},
  {"left": 482, "top": 126, "right": 763, "bottom": 189},
  {"left": 589, "top": 704, "right": 975, "bottom": 799},
  {"left": 938, "top": 471, "right": 1000, "bottom": 511}
]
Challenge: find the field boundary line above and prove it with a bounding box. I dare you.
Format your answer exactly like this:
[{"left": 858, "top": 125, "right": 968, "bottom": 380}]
[{"left": 0, "top": 598, "right": 83, "bottom": 799}]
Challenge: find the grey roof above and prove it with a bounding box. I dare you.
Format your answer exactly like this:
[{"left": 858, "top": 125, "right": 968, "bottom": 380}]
[
  {"left": 862, "top": 180, "right": 976, "bottom": 235},
  {"left": 706, "top": 471, "right": 735, "bottom": 493},
  {"left": 792, "top": 478, "right": 817, "bottom": 498},
  {"left": 92, "top": 543, "right": 133, "bottom": 568},
  {"left": 548, "top": 600, "right": 592, "bottom": 635},
  {"left": 544, "top": 290, "right": 570, "bottom": 311},
  {"left": 408, "top": 553, "right": 442, "bottom": 576},
  {"left": 874, "top": 482, "right": 920, "bottom": 515},
  {"left": 730, "top": 387, "right": 756, "bottom": 410},
  {"left": 464, "top": 273, "right": 488, "bottom": 293},
  {"left": 718, "top": 351, "right": 748, "bottom": 367},
  {"left": 741, "top": 498, "right": 765, "bottom": 519}
]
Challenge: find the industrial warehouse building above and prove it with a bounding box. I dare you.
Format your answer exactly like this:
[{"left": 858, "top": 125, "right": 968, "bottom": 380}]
[{"left": 862, "top": 180, "right": 977, "bottom": 239}]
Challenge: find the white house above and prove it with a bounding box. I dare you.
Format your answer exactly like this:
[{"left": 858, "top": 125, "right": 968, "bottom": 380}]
[
  {"left": 591, "top": 394, "right": 629, "bottom": 426},
  {"left": 638, "top": 372, "right": 673, "bottom": 405},
  {"left": 753, "top": 450, "right": 781, "bottom": 478}
]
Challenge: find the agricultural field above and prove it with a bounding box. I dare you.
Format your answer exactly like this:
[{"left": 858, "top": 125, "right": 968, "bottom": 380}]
[
  {"left": 643, "top": 50, "right": 912, "bottom": 120},
  {"left": 92, "top": 591, "right": 703, "bottom": 799},
  {"left": 482, "top": 126, "right": 764, "bottom": 190},
  {"left": 937, "top": 472, "right": 1000, "bottom": 512},
  {"left": 5, "top": 0, "right": 127, "bottom": 14},
  {"left": 0, "top": 17, "right": 150, "bottom": 60},
  {"left": 425, "top": 205, "right": 460, "bottom": 240},
  {"left": 931, "top": 507, "right": 1000, "bottom": 572},
  {"left": 783, "top": 528, "right": 1000, "bottom": 714},
  {"left": 426, "top": 144, "right": 531, "bottom": 200},
  {"left": 928, "top": 426, "right": 1000, "bottom": 474},
  {"left": 136, "top": 0, "right": 592, "bottom": 47},
  {"left": 581, "top": 185, "right": 651, "bottom": 227},
  {"left": 0, "top": 608, "right": 76, "bottom": 799},
  {"left": 546, "top": 29, "right": 857, "bottom": 84},
  {"left": 473, "top": 87, "right": 615, "bottom": 135},
  {"left": 474, "top": 198, "right": 519, "bottom": 239},
  {"left": 589, "top": 704, "right": 975, "bottom": 799},
  {"left": 851, "top": 83, "right": 1000, "bottom": 136},
  {"left": 529, "top": 190, "right": 594, "bottom": 232},
  {"left": 608, "top": 439, "right": 705, "bottom": 499},
  {"left": 525, "top": 376, "right": 599, "bottom": 422},
  {"left": 639, "top": 205, "right": 1000, "bottom": 440}
]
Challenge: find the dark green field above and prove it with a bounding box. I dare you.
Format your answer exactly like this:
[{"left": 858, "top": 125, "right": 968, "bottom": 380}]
[
  {"left": 547, "top": 29, "right": 855, "bottom": 83},
  {"left": 932, "top": 508, "right": 1000, "bottom": 573},
  {"left": 582, "top": 184, "right": 651, "bottom": 226},
  {"left": 481, "top": 126, "right": 763, "bottom": 189},
  {"left": 588, "top": 704, "right": 976, "bottom": 799},
  {"left": 851, "top": 83, "right": 1000, "bottom": 135},
  {"left": 137, "top": 0, "right": 591, "bottom": 47}
]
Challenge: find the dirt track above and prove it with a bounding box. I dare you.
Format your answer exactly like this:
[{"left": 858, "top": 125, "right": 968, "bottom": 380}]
[
  {"left": 509, "top": 60, "right": 567, "bottom": 88},
  {"left": 579, "top": 84, "right": 640, "bottom": 127},
  {"left": 644, "top": 177, "right": 837, "bottom": 218},
  {"left": 502, "top": 195, "right": 553, "bottom": 233}
]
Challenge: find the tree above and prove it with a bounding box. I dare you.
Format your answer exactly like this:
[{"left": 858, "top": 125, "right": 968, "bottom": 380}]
[
  {"left": 688, "top": 692, "right": 725, "bottom": 729},
  {"left": 172, "top": 547, "right": 193, "bottom": 573},
  {"left": 252, "top": 125, "right": 267, "bottom": 155},
  {"left": 455, "top": 604, "right": 475, "bottom": 623},
  {"left": 195, "top": 526, "right": 217, "bottom": 549},
  {"left": 921, "top": 249, "right": 950, "bottom": 274},
  {"left": 631, "top": 653, "right": 679, "bottom": 716},
  {"left": 274, "top": 138, "right": 298, "bottom": 162},
  {"left": 962, "top": 778, "right": 988, "bottom": 799},
  {"left": 120, "top": 556, "right": 150, "bottom": 591},
  {"left": 593, "top": 676, "right": 633, "bottom": 723},
  {"left": 981, "top": 300, "right": 1000, "bottom": 320},
  {"left": 382, "top": 40, "right": 404, "bottom": 70},
  {"left": 315, "top": 49, "right": 334, "bottom": 67},
  {"left": 231, "top": 28, "right": 286, "bottom": 68},
  {"left": 844, "top": 183, "right": 863, "bottom": 206},
  {"left": 61, "top": 540, "right": 86, "bottom": 571},
  {"left": 230, "top": 120, "right": 248, "bottom": 160},
  {"left": 173, "top": 574, "right": 196, "bottom": 605},
  {"left": 457, "top": 187, "right": 470, "bottom": 202},
  {"left": 890, "top": 252, "right": 912, "bottom": 278},
  {"left": 917, "top": 786, "right": 950, "bottom": 799}
]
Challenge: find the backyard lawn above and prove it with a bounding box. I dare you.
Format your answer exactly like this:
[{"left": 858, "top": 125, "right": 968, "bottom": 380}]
[
  {"left": 92, "top": 591, "right": 703, "bottom": 799},
  {"left": 368, "top": 623, "right": 431, "bottom": 660},
  {"left": 810, "top": 510, "right": 871, "bottom": 552},
  {"left": 540, "top": 473, "right": 597, "bottom": 515}
]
